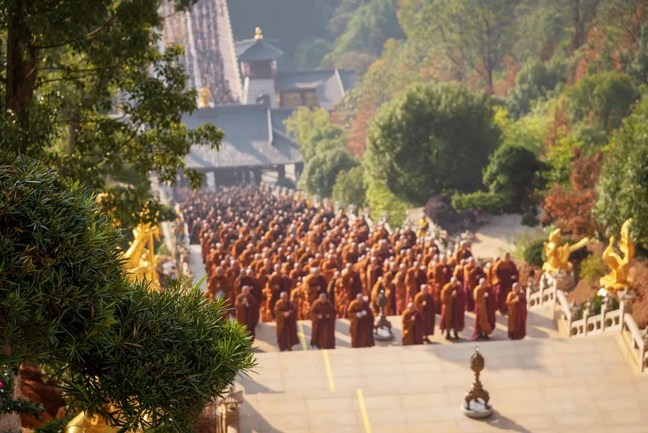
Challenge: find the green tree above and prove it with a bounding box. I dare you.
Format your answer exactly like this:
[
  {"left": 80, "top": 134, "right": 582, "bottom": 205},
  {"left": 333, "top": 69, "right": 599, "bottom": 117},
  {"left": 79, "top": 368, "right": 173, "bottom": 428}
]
[
  {"left": 299, "top": 146, "right": 358, "bottom": 198},
  {"left": 426, "top": 0, "right": 518, "bottom": 91},
  {"left": 0, "top": 155, "right": 254, "bottom": 431},
  {"left": 65, "top": 281, "right": 254, "bottom": 433},
  {"left": 629, "top": 24, "right": 648, "bottom": 87},
  {"left": 452, "top": 144, "right": 548, "bottom": 219},
  {"left": 0, "top": 154, "right": 131, "bottom": 367},
  {"left": 0, "top": 0, "right": 222, "bottom": 229},
  {"left": 332, "top": 165, "right": 366, "bottom": 208},
  {"left": 323, "top": 0, "right": 403, "bottom": 73},
  {"left": 284, "top": 107, "right": 337, "bottom": 162},
  {"left": 566, "top": 72, "right": 639, "bottom": 133},
  {"left": 366, "top": 82, "right": 500, "bottom": 204},
  {"left": 511, "top": 0, "right": 570, "bottom": 60},
  {"left": 595, "top": 97, "right": 648, "bottom": 248},
  {"left": 493, "top": 106, "right": 550, "bottom": 155},
  {"left": 508, "top": 59, "right": 566, "bottom": 118},
  {"left": 364, "top": 176, "right": 410, "bottom": 227},
  {"left": 292, "top": 37, "right": 332, "bottom": 69}
]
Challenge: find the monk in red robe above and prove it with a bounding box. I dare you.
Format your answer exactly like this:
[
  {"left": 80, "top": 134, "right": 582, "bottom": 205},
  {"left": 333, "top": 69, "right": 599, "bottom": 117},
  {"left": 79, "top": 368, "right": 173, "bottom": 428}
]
[
  {"left": 506, "top": 283, "right": 527, "bottom": 340},
  {"left": 431, "top": 255, "right": 450, "bottom": 313},
  {"left": 472, "top": 278, "right": 493, "bottom": 340},
  {"left": 413, "top": 284, "right": 435, "bottom": 343},
  {"left": 303, "top": 267, "right": 327, "bottom": 311},
  {"left": 463, "top": 257, "right": 484, "bottom": 312},
  {"left": 235, "top": 286, "right": 259, "bottom": 340},
  {"left": 440, "top": 277, "right": 465, "bottom": 340},
  {"left": 310, "top": 293, "right": 336, "bottom": 349},
  {"left": 394, "top": 264, "right": 408, "bottom": 314},
  {"left": 207, "top": 266, "right": 232, "bottom": 304},
  {"left": 347, "top": 293, "right": 375, "bottom": 348},
  {"left": 402, "top": 302, "right": 424, "bottom": 345},
  {"left": 334, "top": 269, "right": 353, "bottom": 317},
  {"left": 274, "top": 292, "right": 299, "bottom": 351},
  {"left": 494, "top": 252, "right": 519, "bottom": 314},
  {"left": 454, "top": 241, "right": 472, "bottom": 262}
]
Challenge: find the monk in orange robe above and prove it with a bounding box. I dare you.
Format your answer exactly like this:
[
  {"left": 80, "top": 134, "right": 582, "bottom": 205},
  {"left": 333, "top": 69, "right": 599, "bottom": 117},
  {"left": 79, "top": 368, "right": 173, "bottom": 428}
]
[
  {"left": 303, "top": 267, "right": 327, "bottom": 311},
  {"left": 370, "top": 277, "right": 395, "bottom": 316},
  {"left": 207, "top": 266, "right": 232, "bottom": 304},
  {"left": 235, "top": 286, "right": 259, "bottom": 340},
  {"left": 405, "top": 262, "right": 420, "bottom": 302},
  {"left": 274, "top": 292, "right": 299, "bottom": 351},
  {"left": 463, "top": 257, "right": 485, "bottom": 312},
  {"left": 334, "top": 269, "right": 353, "bottom": 317},
  {"left": 413, "top": 284, "right": 435, "bottom": 343},
  {"left": 454, "top": 240, "right": 472, "bottom": 262},
  {"left": 440, "top": 277, "right": 465, "bottom": 340},
  {"left": 290, "top": 282, "right": 306, "bottom": 320},
  {"left": 394, "top": 264, "right": 408, "bottom": 314},
  {"left": 472, "top": 278, "right": 492, "bottom": 340},
  {"left": 347, "top": 294, "right": 375, "bottom": 348},
  {"left": 402, "top": 302, "right": 424, "bottom": 345},
  {"left": 494, "top": 252, "right": 520, "bottom": 314},
  {"left": 431, "top": 256, "right": 450, "bottom": 313},
  {"left": 506, "top": 283, "right": 527, "bottom": 340},
  {"left": 310, "top": 293, "right": 336, "bottom": 349}
]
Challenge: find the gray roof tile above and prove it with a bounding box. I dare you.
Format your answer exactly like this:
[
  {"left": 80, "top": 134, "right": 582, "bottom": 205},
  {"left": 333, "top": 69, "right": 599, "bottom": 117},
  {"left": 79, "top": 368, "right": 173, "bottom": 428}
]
[{"left": 183, "top": 105, "right": 301, "bottom": 169}]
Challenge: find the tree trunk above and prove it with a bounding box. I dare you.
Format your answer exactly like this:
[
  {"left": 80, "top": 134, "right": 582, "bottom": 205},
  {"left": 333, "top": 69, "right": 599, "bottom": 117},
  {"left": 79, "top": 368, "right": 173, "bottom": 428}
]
[
  {"left": 5, "top": 4, "right": 39, "bottom": 154},
  {"left": 0, "top": 371, "right": 22, "bottom": 433},
  {"left": 572, "top": 0, "right": 585, "bottom": 51}
]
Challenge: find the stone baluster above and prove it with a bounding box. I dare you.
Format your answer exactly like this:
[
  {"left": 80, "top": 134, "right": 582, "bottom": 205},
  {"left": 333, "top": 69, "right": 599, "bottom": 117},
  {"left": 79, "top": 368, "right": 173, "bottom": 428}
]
[
  {"left": 642, "top": 328, "right": 648, "bottom": 373},
  {"left": 619, "top": 291, "right": 636, "bottom": 334}
]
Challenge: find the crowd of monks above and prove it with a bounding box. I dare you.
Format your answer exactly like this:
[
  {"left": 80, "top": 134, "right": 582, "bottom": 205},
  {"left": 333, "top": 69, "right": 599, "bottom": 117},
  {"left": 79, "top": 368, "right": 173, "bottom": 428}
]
[{"left": 180, "top": 186, "right": 528, "bottom": 351}]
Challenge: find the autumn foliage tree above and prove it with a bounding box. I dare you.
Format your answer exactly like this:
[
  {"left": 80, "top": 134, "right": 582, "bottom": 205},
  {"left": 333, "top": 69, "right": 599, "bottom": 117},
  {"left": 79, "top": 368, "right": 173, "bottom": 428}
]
[{"left": 542, "top": 148, "right": 603, "bottom": 236}]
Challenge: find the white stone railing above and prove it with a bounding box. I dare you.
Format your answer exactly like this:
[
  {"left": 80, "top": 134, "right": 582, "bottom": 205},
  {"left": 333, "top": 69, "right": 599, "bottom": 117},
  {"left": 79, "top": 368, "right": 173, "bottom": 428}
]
[
  {"left": 621, "top": 313, "right": 648, "bottom": 373},
  {"left": 532, "top": 272, "right": 647, "bottom": 372},
  {"left": 566, "top": 300, "right": 623, "bottom": 337},
  {"left": 215, "top": 0, "right": 242, "bottom": 101},
  {"left": 526, "top": 274, "right": 557, "bottom": 310}
]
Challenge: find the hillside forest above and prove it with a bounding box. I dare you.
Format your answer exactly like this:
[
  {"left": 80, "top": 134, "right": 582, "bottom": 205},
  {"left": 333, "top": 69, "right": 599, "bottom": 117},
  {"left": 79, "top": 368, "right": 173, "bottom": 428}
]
[{"left": 232, "top": 0, "right": 648, "bottom": 252}]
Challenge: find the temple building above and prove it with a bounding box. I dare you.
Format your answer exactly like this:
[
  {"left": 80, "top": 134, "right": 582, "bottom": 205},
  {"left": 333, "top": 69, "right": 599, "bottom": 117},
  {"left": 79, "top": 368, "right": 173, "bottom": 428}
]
[
  {"left": 161, "top": 0, "right": 356, "bottom": 188},
  {"left": 235, "top": 27, "right": 357, "bottom": 109}
]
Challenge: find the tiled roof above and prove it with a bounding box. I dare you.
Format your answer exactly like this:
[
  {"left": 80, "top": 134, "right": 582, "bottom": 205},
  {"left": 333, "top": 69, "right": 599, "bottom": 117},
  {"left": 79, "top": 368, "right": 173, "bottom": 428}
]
[
  {"left": 235, "top": 38, "right": 283, "bottom": 62},
  {"left": 184, "top": 104, "right": 301, "bottom": 169},
  {"left": 274, "top": 69, "right": 357, "bottom": 110}
]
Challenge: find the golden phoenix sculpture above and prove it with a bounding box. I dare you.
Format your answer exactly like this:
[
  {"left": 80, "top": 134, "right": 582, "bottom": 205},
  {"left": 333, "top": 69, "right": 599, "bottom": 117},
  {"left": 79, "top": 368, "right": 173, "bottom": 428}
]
[
  {"left": 123, "top": 222, "right": 161, "bottom": 292},
  {"left": 600, "top": 219, "right": 635, "bottom": 294},
  {"left": 542, "top": 228, "right": 589, "bottom": 274}
]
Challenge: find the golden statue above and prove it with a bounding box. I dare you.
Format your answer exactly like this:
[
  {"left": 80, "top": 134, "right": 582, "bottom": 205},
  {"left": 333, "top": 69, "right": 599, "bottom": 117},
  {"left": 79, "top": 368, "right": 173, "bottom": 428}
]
[
  {"left": 254, "top": 27, "right": 263, "bottom": 40},
  {"left": 123, "top": 222, "right": 161, "bottom": 292},
  {"left": 542, "top": 228, "right": 589, "bottom": 274},
  {"left": 65, "top": 411, "right": 119, "bottom": 433},
  {"left": 65, "top": 405, "right": 146, "bottom": 433},
  {"left": 600, "top": 219, "right": 635, "bottom": 293},
  {"left": 197, "top": 87, "right": 212, "bottom": 109},
  {"left": 416, "top": 216, "right": 429, "bottom": 238}
]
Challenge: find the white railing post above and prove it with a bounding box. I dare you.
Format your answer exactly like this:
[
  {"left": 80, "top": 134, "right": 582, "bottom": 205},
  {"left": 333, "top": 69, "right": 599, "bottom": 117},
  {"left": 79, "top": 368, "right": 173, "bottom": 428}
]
[{"left": 641, "top": 329, "right": 647, "bottom": 373}]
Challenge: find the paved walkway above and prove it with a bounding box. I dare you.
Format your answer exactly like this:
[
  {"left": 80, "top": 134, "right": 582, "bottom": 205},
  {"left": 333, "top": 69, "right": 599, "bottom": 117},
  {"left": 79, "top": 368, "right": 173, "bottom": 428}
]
[
  {"left": 187, "top": 238, "right": 647, "bottom": 433},
  {"left": 238, "top": 335, "right": 648, "bottom": 433},
  {"left": 249, "top": 307, "right": 559, "bottom": 353},
  {"left": 189, "top": 244, "right": 207, "bottom": 292}
]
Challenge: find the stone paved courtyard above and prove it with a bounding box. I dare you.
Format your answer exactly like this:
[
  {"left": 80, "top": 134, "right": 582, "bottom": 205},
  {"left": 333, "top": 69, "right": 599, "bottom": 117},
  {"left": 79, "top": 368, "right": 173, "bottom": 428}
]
[
  {"left": 190, "top": 244, "right": 648, "bottom": 432},
  {"left": 237, "top": 335, "right": 648, "bottom": 433}
]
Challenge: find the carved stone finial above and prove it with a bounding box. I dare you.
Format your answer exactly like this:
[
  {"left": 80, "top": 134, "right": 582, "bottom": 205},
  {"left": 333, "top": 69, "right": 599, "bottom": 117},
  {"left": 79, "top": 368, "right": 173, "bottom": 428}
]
[
  {"left": 254, "top": 27, "right": 263, "bottom": 40},
  {"left": 462, "top": 347, "right": 493, "bottom": 418}
]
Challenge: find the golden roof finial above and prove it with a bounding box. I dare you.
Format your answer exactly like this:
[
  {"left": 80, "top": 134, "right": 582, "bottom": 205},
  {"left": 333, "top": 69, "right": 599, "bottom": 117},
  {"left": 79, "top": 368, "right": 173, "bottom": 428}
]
[{"left": 254, "top": 27, "right": 263, "bottom": 40}]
